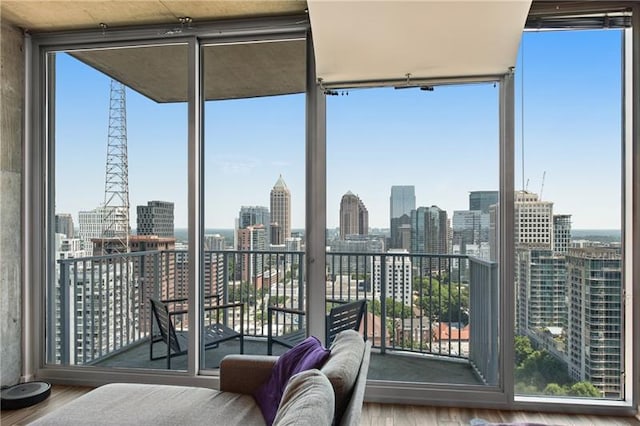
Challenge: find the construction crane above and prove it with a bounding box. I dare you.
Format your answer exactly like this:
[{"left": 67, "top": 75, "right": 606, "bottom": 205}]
[{"left": 539, "top": 171, "right": 546, "bottom": 200}]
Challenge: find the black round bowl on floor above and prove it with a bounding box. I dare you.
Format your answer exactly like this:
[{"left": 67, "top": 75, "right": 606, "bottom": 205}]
[{"left": 1, "top": 381, "right": 51, "bottom": 410}]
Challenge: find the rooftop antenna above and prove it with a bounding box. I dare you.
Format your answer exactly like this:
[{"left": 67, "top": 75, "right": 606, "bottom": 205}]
[
  {"left": 101, "top": 80, "right": 130, "bottom": 254},
  {"left": 540, "top": 171, "right": 546, "bottom": 200}
]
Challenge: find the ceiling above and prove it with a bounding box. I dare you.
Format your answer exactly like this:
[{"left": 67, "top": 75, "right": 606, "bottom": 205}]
[
  {"left": 0, "top": 1, "right": 308, "bottom": 33},
  {"left": 4, "top": 1, "right": 624, "bottom": 102}
]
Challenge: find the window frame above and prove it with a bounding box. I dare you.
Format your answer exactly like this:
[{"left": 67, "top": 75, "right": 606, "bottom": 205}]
[{"left": 23, "top": 7, "right": 639, "bottom": 415}]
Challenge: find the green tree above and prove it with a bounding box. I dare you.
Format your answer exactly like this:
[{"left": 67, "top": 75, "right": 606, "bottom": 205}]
[
  {"left": 228, "top": 282, "right": 266, "bottom": 304},
  {"left": 514, "top": 335, "right": 534, "bottom": 366},
  {"left": 371, "top": 298, "right": 412, "bottom": 319},
  {"left": 417, "top": 281, "right": 469, "bottom": 324},
  {"left": 542, "top": 383, "right": 566, "bottom": 396},
  {"left": 568, "top": 382, "right": 600, "bottom": 398},
  {"left": 515, "top": 350, "right": 570, "bottom": 390},
  {"left": 268, "top": 295, "right": 289, "bottom": 307}
]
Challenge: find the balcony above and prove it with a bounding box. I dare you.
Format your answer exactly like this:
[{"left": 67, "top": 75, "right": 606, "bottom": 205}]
[{"left": 53, "top": 250, "right": 498, "bottom": 386}]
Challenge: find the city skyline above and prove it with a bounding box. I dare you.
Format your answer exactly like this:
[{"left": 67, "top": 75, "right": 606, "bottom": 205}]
[{"left": 54, "top": 29, "right": 622, "bottom": 230}]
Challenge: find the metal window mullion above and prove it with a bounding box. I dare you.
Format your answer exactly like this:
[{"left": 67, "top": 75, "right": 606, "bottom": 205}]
[
  {"left": 188, "top": 36, "right": 203, "bottom": 376},
  {"left": 305, "top": 31, "right": 327, "bottom": 344},
  {"left": 500, "top": 71, "right": 516, "bottom": 406},
  {"left": 625, "top": 4, "right": 640, "bottom": 411}
]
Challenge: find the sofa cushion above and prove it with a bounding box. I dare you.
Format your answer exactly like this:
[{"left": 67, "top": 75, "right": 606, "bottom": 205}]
[
  {"left": 320, "top": 329, "right": 365, "bottom": 424},
  {"left": 272, "top": 369, "right": 334, "bottom": 426},
  {"left": 29, "top": 383, "right": 265, "bottom": 426},
  {"left": 253, "top": 336, "right": 331, "bottom": 426}
]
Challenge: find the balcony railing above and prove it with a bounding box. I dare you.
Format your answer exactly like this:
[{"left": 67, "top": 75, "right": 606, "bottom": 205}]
[{"left": 54, "top": 249, "right": 498, "bottom": 383}]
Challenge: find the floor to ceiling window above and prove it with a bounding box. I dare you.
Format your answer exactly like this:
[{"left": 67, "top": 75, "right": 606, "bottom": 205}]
[
  {"left": 48, "top": 44, "right": 188, "bottom": 370},
  {"left": 513, "top": 28, "right": 626, "bottom": 402},
  {"left": 326, "top": 83, "right": 501, "bottom": 387},
  {"left": 201, "top": 38, "right": 306, "bottom": 368}
]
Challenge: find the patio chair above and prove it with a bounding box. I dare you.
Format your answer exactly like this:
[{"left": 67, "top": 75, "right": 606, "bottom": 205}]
[
  {"left": 267, "top": 298, "right": 367, "bottom": 355},
  {"left": 150, "top": 296, "right": 244, "bottom": 369}
]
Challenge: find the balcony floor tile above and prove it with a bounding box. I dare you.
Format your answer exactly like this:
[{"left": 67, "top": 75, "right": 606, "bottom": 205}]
[{"left": 95, "top": 338, "right": 482, "bottom": 385}]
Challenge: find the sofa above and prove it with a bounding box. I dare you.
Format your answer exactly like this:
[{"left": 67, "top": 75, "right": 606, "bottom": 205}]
[{"left": 30, "top": 330, "right": 371, "bottom": 426}]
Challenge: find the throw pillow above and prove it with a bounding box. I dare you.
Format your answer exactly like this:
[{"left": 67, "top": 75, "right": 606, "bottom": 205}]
[
  {"left": 253, "top": 336, "right": 331, "bottom": 426},
  {"left": 320, "top": 329, "right": 365, "bottom": 424},
  {"left": 272, "top": 369, "right": 334, "bottom": 426}
]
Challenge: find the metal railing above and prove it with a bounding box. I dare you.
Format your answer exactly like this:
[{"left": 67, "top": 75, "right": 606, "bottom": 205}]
[{"left": 54, "top": 249, "right": 497, "bottom": 371}]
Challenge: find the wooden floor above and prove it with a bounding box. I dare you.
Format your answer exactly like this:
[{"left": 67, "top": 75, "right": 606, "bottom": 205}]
[{"left": 2, "top": 385, "right": 639, "bottom": 426}]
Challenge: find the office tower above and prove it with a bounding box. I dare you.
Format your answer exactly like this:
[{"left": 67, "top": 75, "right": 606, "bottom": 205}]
[
  {"left": 513, "top": 191, "right": 557, "bottom": 345},
  {"left": 410, "top": 206, "right": 448, "bottom": 255},
  {"left": 237, "top": 224, "right": 267, "bottom": 284},
  {"left": 239, "top": 206, "right": 270, "bottom": 229},
  {"left": 136, "top": 201, "right": 174, "bottom": 238},
  {"left": 55, "top": 213, "right": 75, "bottom": 238},
  {"left": 78, "top": 206, "right": 107, "bottom": 253},
  {"left": 204, "top": 234, "right": 226, "bottom": 251},
  {"left": 327, "top": 235, "right": 385, "bottom": 280},
  {"left": 285, "top": 237, "right": 302, "bottom": 252},
  {"left": 515, "top": 191, "right": 553, "bottom": 248},
  {"left": 390, "top": 185, "right": 415, "bottom": 249},
  {"left": 469, "top": 191, "right": 499, "bottom": 214},
  {"left": 452, "top": 210, "right": 474, "bottom": 248},
  {"left": 270, "top": 223, "right": 282, "bottom": 246},
  {"left": 553, "top": 214, "right": 572, "bottom": 253},
  {"left": 373, "top": 249, "right": 412, "bottom": 305},
  {"left": 238, "top": 205, "right": 270, "bottom": 245},
  {"left": 566, "top": 247, "right": 622, "bottom": 398},
  {"left": 270, "top": 175, "right": 291, "bottom": 246},
  {"left": 515, "top": 248, "right": 567, "bottom": 337},
  {"left": 339, "top": 191, "right": 369, "bottom": 239}
]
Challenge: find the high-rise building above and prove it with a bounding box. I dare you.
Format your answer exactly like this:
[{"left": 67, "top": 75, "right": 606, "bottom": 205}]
[
  {"left": 126, "top": 235, "right": 177, "bottom": 331},
  {"left": 136, "top": 201, "right": 174, "bottom": 238},
  {"left": 553, "top": 214, "right": 572, "bottom": 253},
  {"left": 373, "top": 249, "right": 412, "bottom": 305},
  {"left": 566, "top": 247, "right": 622, "bottom": 398},
  {"left": 327, "top": 235, "right": 384, "bottom": 279},
  {"left": 54, "top": 234, "right": 133, "bottom": 364},
  {"left": 515, "top": 191, "right": 553, "bottom": 248},
  {"left": 204, "top": 234, "right": 226, "bottom": 251},
  {"left": 78, "top": 207, "right": 108, "bottom": 253},
  {"left": 55, "top": 213, "right": 75, "bottom": 238},
  {"left": 452, "top": 210, "right": 489, "bottom": 252},
  {"left": 515, "top": 248, "right": 567, "bottom": 337},
  {"left": 270, "top": 175, "right": 291, "bottom": 246},
  {"left": 339, "top": 191, "right": 369, "bottom": 239},
  {"left": 390, "top": 186, "right": 415, "bottom": 249},
  {"left": 237, "top": 224, "right": 267, "bottom": 284},
  {"left": 239, "top": 206, "right": 270, "bottom": 229},
  {"left": 469, "top": 191, "right": 499, "bottom": 214},
  {"left": 410, "top": 206, "right": 448, "bottom": 255},
  {"left": 238, "top": 205, "right": 270, "bottom": 246}
]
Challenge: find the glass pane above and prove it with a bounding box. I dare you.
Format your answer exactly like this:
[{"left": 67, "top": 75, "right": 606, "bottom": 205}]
[
  {"left": 202, "top": 39, "right": 306, "bottom": 368},
  {"left": 514, "top": 29, "right": 623, "bottom": 400},
  {"left": 51, "top": 44, "right": 188, "bottom": 370},
  {"left": 326, "top": 84, "right": 500, "bottom": 385}
]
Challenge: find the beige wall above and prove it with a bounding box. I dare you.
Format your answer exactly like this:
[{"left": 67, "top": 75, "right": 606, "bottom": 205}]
[{"left": 0, "top": 19, "right": 24, "bottom": 386}]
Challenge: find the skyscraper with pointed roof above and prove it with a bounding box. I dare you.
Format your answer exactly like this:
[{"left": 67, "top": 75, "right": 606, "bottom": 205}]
[{"left": 270, "top": 175, "right": 291, "bottom": 245}]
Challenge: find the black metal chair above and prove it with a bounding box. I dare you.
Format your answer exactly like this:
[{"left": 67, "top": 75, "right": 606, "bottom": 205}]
[
  {"left": 267, "top": 299, "right": 367, "bottom": 355},
  {"left": 150, "top": 296, "right": 244, "bottom": 368}
]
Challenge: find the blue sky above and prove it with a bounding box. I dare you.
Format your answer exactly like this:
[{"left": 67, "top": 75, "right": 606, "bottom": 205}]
[{"left": 55, "top": 29, "right": 622, "bottom": 230}]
